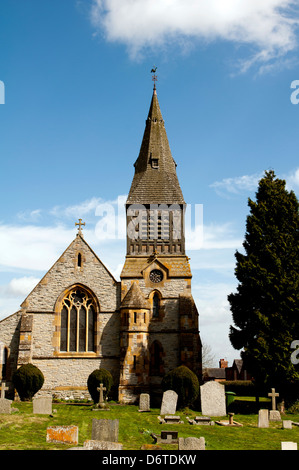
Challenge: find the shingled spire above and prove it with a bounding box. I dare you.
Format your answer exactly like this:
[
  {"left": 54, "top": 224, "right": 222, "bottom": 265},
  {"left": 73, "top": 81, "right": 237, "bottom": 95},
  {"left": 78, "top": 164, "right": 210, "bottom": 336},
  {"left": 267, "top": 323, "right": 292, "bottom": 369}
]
[{"left": 127, "top": 86, "right": 185, "bottom": 205}]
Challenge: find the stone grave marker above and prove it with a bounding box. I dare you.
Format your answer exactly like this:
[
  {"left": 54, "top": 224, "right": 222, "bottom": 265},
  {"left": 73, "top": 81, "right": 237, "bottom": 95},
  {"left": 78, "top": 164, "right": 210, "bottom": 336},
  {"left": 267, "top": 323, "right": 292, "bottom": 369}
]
[
  {"left": 33, "top": 396, "right": 52, "bottom": 415},
  {"left": 139, "top": 393, "right": 150, "bottom": 412},
  {"left": 83, "top": 440, "right": 123, "bottom": 450},
  {"left": 200, "top": 381, "right": 226, "bottom": 417},
  {"left": 158, "top": 415, "right": 183, "bottom": 424},
  {"left": 91, "top": 418, "right": 119, "bottom": 442},
  {"left": 258, "top": 409, "right": 269, "bottom": 428},
  {"left": 268, "top": 388, "right": 281, "bottom": 421},
  {"left": 282, "top": 420, "right": 293, "bottom": 429},
  {"left": 0, "top": 381, "right": 8, "bottom": 399},
  {"left": 178, "top": 437, "right": 205, "bottom": 451},
  {"left": 281, "top": 442, "right": 298, "bottom": 450},
  {"left": 187, "top": 416, "right": 214, "bottom": 425},
  {"left": 0, "top": 398, "right": 12, "bottom": 414},
  {"left": 152, "top": 430, "right": 178, "bottom": 444},
  {"left": 46, "top": 425, "right": 78, "bottom": 445},
  {"left": 94, "top": 383, "right": 109, "bottom": 410},
  {"left": 160, "top": 390, "right": 178, "bottom": 416}
]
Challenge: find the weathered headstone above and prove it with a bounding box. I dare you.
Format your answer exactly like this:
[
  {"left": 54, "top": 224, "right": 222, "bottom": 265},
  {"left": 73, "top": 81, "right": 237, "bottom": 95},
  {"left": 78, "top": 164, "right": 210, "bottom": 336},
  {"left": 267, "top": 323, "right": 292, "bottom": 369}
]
[
  {"left": 269, "top": 410, "right": 281, "bottom": 421},
  {"left": 0, "top": 381, "right": 8, "bottom": 399},
  {"left": 96, "top": 383, "right": 107, "bottom": 409},
  {"left": 178, "top": 437, "right": 205, "bottom": 450},
  {"left": 139, "top": 393, "right": 150, "bottom": 412},
  {"left": 282, "top": 420, "right": 293, "bottom": 429},
  {"left": 258, "top": 409, "right": 269, "bottom": 428},
  {"left": 281, "top": 441, "right": 298, "bottom": 450},
  {"left": 200, "top": 381, "right": 226, "bottom": 417},
  {"left": 160, "top": 390, "right": 178, "bottom": 416},
  {"left": 33, "top": 396, "right": 52, "bottom": 415},
  {"left": 268, "top": 388, "right": 279, "bottom": 410},
  {"left": 83, "top": 440, "right": 123, "bottom": 450},
  {"left": 91, "top": 418, "right": 119, "bottom": 442},
  {"left": 0, "top": 398, "right": 12, "bottom": 414},
  {"left": 46, "top": 425, "right": 78, "bottom": 445}
]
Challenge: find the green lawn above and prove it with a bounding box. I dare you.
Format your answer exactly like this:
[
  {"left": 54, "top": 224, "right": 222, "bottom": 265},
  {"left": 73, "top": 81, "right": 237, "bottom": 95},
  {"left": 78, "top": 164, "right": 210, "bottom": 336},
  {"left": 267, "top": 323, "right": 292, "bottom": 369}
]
[{"left": 0, "top": 398, "right": 298, "bottom": 450}]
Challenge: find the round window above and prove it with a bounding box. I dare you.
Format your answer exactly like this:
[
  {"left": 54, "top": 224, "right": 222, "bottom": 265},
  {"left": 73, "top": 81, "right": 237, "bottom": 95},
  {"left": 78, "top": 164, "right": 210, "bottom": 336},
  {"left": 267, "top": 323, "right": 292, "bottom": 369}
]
[{"left": 149, "top": 269, "right": 163, "bottom": 283}]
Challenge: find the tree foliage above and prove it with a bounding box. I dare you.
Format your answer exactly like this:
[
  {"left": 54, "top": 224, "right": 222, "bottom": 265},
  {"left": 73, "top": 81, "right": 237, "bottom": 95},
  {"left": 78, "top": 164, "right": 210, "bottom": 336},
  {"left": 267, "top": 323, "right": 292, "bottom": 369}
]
[
  {"left": 87, "top": 368, "right": 113, "bottom": 403},
  {"left": 161, "top": 365, "right": 199, "bottom": 408},
  {"left": 228, "top": 171, "right": 299, "bottom": 402},
  {"left": 12, "top": 363, "right": 44, "bottom": 401}
]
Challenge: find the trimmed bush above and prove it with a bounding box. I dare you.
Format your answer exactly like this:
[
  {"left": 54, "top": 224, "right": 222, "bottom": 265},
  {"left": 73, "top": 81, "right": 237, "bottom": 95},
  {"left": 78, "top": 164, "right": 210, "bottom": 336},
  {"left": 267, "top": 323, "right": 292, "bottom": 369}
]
[
  {"left": 12, "top": 363, "right": 44, "bottom": 401},
  {"left": 161, "top": 365, "right": 199, "bottom": 409},
  {"left": 220, "top": 380, "right": 257, "bottom": 397},
  {"left": 87, "top": 368, "right": 113, "bottom": 403}
]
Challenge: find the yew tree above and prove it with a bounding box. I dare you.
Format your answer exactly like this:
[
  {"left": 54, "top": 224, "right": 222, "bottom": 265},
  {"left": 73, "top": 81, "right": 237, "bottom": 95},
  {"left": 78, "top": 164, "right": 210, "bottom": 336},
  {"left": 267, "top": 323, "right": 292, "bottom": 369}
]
[{"left": 228, "top": 171, "right": 299, "bottom": 403}]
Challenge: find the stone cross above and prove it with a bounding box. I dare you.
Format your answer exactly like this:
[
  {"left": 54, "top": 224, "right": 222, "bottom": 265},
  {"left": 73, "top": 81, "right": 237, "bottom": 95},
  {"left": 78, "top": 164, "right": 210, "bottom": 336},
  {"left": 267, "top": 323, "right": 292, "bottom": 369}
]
[
  {"left": 268, "top": 388, "right": 279, "bottom": 410},
  {"left": 97, "top": 383, "right": 106, "bottom": 405},
  {"left": 75, "top": 219, "right": 85, "bottom": 235},
  {"left": 0, "top": 381, "right": 8, "bottom": 399}
]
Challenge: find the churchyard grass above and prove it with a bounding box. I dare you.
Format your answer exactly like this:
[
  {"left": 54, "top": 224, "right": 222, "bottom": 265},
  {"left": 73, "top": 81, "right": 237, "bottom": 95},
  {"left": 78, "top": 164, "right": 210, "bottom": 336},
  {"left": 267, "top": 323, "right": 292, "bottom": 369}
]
[{"left": 0, "top": 398, "right": 298, "bottom": 450}]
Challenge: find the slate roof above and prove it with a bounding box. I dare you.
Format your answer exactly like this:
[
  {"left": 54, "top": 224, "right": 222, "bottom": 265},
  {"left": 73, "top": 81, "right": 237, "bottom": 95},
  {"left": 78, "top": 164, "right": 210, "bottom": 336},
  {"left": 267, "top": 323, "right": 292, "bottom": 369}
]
[{"left": 127, "top": 87, "right": 185, "bottom": 205}]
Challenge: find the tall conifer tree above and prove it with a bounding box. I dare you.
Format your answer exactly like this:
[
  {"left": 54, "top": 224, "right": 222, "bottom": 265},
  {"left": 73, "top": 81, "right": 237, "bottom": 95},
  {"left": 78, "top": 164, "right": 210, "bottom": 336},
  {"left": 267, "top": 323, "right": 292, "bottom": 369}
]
[{"left": 228, "top": 171, "right": 299, "bottom": 402}]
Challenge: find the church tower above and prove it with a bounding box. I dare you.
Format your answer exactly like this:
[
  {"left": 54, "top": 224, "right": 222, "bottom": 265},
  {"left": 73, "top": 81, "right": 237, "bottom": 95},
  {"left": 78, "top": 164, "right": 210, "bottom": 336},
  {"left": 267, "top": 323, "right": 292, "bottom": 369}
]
[{"left": 119, "top": 84, "right": 202, "bottom": 403}]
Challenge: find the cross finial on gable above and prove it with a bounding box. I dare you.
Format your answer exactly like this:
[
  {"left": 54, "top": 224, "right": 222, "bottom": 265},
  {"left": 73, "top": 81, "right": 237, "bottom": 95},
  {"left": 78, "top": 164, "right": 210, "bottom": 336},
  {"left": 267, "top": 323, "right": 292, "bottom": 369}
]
[{"left": 75, "top": 219, "right": 85, "bottom": 236}]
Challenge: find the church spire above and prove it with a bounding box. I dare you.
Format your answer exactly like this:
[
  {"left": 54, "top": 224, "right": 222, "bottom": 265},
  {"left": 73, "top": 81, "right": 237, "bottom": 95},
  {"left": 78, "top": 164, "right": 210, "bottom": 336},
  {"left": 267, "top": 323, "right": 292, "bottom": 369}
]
[
  {"left": 125, "top": 84, "right": 186, "bottom": 256},
  {"left": 127, "top": 86, "right": 185, "bottom": 205}
]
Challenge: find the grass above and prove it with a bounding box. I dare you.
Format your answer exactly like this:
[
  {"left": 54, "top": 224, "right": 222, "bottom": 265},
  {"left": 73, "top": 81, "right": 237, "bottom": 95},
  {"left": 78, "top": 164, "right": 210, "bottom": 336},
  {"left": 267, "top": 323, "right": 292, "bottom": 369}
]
[{"left": 0, "top": 397, "right": 298, "bottom": 450}]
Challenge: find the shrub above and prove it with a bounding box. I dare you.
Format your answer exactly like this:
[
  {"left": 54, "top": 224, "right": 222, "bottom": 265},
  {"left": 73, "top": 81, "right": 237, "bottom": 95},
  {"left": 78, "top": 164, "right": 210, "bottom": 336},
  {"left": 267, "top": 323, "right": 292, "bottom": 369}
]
[
  {"left": 12, "top": 363, "right": 44, "bottom": 401},
  {"left": 87, "top": 368, "right": 113, "bottom": 403},
  {"left": 161, "top": 365, "right": 199, "bottom": 409}
]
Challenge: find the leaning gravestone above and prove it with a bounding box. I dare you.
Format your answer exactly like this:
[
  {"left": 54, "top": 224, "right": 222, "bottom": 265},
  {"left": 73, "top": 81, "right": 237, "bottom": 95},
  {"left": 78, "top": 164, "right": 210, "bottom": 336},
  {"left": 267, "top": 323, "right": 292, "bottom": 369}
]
[
  {"left": 91, "top": 418, "right": 119, "bottom": 442},
  {"left": 33, "top": 396, "right": 52, "bottom": 415},
  {"left": 139, "top": 393, "right": 150, "bottom": 412},
  {"left": 200, "top": 382, "right": 226, "bottom": 417},
  {"left": 160, "top": 390, "right": 178, "bottom": 416}
]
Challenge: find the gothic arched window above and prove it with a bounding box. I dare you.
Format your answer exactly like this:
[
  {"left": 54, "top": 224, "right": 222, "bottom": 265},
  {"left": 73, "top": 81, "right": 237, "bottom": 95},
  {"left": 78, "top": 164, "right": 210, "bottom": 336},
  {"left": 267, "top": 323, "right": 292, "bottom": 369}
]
[
  {"left": 60, "top": 287, "right": 96, "bottom": 353},
  {"left": 153, "top": 293, "right": 160, "bottom": 318}
]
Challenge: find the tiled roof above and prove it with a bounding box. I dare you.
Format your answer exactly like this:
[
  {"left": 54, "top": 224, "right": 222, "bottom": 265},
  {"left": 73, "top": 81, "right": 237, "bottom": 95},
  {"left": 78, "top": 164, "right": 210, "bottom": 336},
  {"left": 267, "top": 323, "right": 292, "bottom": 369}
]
[{"left": 120, "top": 256, "right": 192, "bottom": 278}]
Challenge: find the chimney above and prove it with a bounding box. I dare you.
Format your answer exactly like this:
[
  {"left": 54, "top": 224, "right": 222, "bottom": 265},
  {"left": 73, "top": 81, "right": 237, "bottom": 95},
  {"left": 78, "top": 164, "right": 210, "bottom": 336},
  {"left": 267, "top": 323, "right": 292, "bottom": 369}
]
[{"left": 219, "top": 359, "right": 228, "bottom": 369}]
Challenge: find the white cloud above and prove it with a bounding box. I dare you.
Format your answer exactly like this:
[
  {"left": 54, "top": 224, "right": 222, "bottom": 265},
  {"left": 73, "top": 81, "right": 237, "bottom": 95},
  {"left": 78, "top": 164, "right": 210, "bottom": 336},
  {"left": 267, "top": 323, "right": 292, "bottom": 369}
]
[
  {"left": 90, "top": 0, "right": 299, "bottom": 67},
  {"left": 210, "top": 172, "right": 263, "bottom": 198},
  {"left": 210, "top": 167, "right": 299, "bottom": 198},
  {"left": 286, "top": 167, "right": 299, "bottom": 189},
  {"left": 1, "top": 276, "right": 40, "bottom": 298}
]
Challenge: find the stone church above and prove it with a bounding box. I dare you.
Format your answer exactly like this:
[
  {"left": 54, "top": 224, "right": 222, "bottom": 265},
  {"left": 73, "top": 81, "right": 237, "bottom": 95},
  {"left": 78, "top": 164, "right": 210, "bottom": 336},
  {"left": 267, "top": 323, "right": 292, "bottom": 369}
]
[{"left": 0, "top": 85, "right": 202, "bottom": 403}]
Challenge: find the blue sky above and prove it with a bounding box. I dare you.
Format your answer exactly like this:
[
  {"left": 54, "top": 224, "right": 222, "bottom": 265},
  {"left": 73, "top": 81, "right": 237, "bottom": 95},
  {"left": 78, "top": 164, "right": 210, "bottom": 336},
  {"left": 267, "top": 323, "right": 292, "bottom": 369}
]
[{"left": 1, "top": 0, "right": 299, "bottom": 366}]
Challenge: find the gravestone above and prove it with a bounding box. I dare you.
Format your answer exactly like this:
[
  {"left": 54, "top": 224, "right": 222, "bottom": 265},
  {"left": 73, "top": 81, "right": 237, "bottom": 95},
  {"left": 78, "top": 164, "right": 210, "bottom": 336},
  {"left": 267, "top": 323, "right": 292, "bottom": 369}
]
[
  {"left": 200, "top": 381, "right": 226, "bottom": 417},
  {"left": 91, "top": 418, "right": 119, "bottom": 442},
  {"left": 282, "top": 420, "right": 293, "bottom": 429},
  {"left": 33, "top": 396, "right": 52, "bottom": 415},
  {"left": 0, "top": 398, "right": 12, "bottom": 414},
  {"left": 281, "top": 442, "right": 298, "bottom": 450},
  {"left": 46, "top": 426, "right": 78, "bottom": 445},
  {"left": 152, "top": 430, "right": 178, "bottom": 444},
  {"left": 158, "top": 415, "right": 183, "bottom": 424},
  {"left": 0, "top": 381, "right": 8, "bottom": 399},
  {"left": 187, "top": 416, "right": 214, "bottom": 425},
  {"left": 178, "top": 437, "right": 205, "bottom": 450},
  {"left": 268, "top": 388, "right": 281, "bottom": 421},
  {"left": 160, "top": 390, "right": 178, "bottom": 416},
  {"left": 83, "top": 440, "right": 123, "bottom": 450},
  {"left": 139, "top": 393, "right": 150, "bottom": 412},
  {"left": 258, "top": 409, "right": 269, "bottom": 428}
]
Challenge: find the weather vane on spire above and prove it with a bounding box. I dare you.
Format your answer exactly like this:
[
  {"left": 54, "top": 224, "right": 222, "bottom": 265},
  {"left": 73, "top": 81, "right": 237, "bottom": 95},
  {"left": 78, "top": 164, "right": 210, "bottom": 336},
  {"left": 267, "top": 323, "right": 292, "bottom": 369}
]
[{"left": 151, "top": 66, "right": 158, "bottom": 88}]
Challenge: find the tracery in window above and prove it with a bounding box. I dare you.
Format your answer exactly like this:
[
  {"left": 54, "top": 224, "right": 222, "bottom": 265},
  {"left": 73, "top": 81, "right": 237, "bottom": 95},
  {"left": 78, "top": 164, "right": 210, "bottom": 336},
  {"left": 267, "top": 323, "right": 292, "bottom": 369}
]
[{"left": 60, "top": 287, "right": 96, "bottom": 353}]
